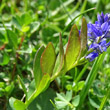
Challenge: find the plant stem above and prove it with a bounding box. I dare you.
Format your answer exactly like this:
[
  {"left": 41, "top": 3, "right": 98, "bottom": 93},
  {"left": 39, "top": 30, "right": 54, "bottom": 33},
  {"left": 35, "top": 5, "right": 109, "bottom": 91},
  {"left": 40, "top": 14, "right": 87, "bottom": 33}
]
[
  {"left": 92, "top": 0, "right": 101, "bottom": 23},
  {"left": 62, "top": 7, "right": 95, "bottom": 36},
  {"left": 75, "top": 63, "right": 89, "bottom": 83},
  {"left": 76, "top": 0, "right": 87, "bottom": 26},
  {"left": 98, "top": 87, "right": 110, "bottom": 110},
  {"left": 77, "top": 53, "right": 105, "bottom": 109},
  {"left": 59, "top": 0, "right": 72, "bottom": 21}
]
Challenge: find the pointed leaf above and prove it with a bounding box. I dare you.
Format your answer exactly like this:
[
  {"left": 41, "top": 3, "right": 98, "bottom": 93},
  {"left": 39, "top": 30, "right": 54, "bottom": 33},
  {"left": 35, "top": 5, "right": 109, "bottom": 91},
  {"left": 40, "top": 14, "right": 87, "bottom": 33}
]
[
  {"left": 53, "top": 33, "right": 64, "bottom": 75},
  {"left": 40, "top": 42, "right": 56, "bottom": 75},
  {"left": 17, "top": 76, "right": 27, "bottom": 98},
  {"left": 7, "top": 29, "right": 18, "bottom": 49},
  {"left": 79, "top": 17, "right": 87, "bottom": 58},
  {"left": 33, "top": 46, "right": 45, "bottom": 88},
  {"left": 65, "top": 24, "right": 81, "bottom": 71}
]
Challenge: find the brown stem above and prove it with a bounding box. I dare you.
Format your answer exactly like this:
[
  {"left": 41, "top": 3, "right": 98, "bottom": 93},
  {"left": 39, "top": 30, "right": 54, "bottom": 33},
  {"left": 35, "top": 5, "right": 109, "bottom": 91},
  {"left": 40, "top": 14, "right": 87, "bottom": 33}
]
[{"left": 0, "top": 44, "right": 6, "bottom": 50}]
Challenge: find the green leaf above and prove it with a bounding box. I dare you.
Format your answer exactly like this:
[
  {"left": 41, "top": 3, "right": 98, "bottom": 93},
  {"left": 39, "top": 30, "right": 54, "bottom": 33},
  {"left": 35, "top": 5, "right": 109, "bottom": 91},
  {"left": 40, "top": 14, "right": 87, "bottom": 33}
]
[
  {"left": 14, "top": 100, "right": 26, "bottom": 110},
  {"left": 0, "top": 52, "right": 10, "bottom": 66},
  {"left": 25, "top": 74, "right": 50, "bottom": 107},
  {"left": 7, "top": 29, "right": 18, "bottom": 49},
  {"left": 72, "top": 95, "right": 80, "bottom": 107},
  {"left": 5, "top": 82, "right": 14, "bottom": 96},
  {"left": 21, "top": 25, "right": 30, "bottom": 32},
  {"left": 65, "top": 24, "right": 81, "bottom": 71},
  {"left": 33, "top": 46, "right": 45, "bottom": 88},
  {"left": 9, "top": 97, "right": 16, "bottom": 110},
  {"left": 21, "top": 12, "right": 32, "bottom": 25},
  {"left": 17, "top": 76, "right": 27, "bottom": 99},
  {"left": 55, "top": 91, "right": 73, "bottom": 109},
  {"left": 53, "top": 33, "right": 64, "bottom": 75},
  {"left": 37, "top": 74, "right": 50, "bottom": 94},
  {"left": 72, "top": 81, "right": 85, "bottom": 92},
  {"left": 12, "top": 16, "right": 22, "bottom": 30},
  {"left": 88, "top": 93, "right": 100, "bottom": 108},
  {"left": 79, "top": 17, "right": 87, "bottom": 58},
  {"left": 28, "top": 22, "right": 40, "bottom": 35},
  {"left": 28, "top": 88, "right": 56, "bottom": 110},
  {"left": 40, "top": 42, "right": 56, "bottom": 75}
]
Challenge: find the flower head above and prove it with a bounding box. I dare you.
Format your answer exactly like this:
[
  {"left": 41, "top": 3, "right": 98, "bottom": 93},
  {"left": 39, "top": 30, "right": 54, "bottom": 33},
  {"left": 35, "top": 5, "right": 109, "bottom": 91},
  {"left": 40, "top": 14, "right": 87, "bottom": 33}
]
[{"left": 86, "top": 12, "right": 110, "bottom": 61}]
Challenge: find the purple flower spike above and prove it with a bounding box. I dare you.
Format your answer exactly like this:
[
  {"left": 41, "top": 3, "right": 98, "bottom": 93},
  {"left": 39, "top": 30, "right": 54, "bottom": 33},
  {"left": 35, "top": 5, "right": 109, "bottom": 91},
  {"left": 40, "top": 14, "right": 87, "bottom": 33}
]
[{"left": 86, "top": 12, "right": 110, "bottom": 61}]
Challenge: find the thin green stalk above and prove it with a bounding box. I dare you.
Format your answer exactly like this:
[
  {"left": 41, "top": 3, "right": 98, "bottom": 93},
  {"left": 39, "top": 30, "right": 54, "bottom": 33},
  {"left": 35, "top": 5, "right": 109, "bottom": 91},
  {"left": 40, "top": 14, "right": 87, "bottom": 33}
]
[
  {"left": 62, "top": 7, "right": 95, "bottom": 36},
  {"left": 59, "top": 0, "right": 72, "bottom": 21},
  {"left": 98, "top": 87, "right": 110, "bottom": 110},
  {"left": 76, "top": 0, "right": 87, "bottom": 26},
  {"left": 75, "top": 63, "right": 89, "bottom": 83},
  {"left": 51, "top": 0, "right": 75, "bottom": 17},
  {"left": 92, "top": 0, "right": 101, "bottom": 23},
  {"left": 77, "top": 53, "right": 105, "bottom": 109},
  {"left": 53, "top": 1, "right": 80, "bottom": 22}
]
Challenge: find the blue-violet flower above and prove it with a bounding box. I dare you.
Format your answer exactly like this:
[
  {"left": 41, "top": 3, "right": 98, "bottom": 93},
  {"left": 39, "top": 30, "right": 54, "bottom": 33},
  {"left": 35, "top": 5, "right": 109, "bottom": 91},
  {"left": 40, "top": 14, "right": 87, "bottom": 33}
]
[{"left": 86, "top": 12, "right": 110, "bottom": 61}]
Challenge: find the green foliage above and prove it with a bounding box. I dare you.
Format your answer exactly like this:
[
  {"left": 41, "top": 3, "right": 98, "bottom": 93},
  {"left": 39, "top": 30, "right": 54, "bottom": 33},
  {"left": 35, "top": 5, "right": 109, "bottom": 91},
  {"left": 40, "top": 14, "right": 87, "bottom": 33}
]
[{"left": 1, "top": 0, "right": 110, "bottom": 110}]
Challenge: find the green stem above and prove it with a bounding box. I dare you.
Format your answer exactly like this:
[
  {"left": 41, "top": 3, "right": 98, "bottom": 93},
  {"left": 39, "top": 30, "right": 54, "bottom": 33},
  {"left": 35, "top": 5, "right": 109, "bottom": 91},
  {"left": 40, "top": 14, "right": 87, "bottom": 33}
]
[
  {"left": 62, "top": 7, "right": 95, "bottom": 36},
  {"left": 53, "top": 1, "right": 80, "bottom": 22},
  {"left": 59, "top": 0, "right": 72, "bottom": 21},
  {"left": 77, "top": 53, "right": 105, "bottom": 109},
  {"left": 76, "top": 0, "right": 87, "bottom": 26},
  {"left": 75, "top": 63, "right": 89, "bottom": 83},
  {"left": 98, "top": 87, "right": 110, "bottom": 110},
  {"left": 92, "top": 0, "right": 101, "bottom": 23}
]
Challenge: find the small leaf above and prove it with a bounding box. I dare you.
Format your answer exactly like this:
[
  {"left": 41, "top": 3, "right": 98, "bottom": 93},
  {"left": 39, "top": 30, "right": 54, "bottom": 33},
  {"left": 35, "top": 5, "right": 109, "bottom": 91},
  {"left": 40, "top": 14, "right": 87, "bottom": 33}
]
[
  {"left": 33, "top": 46, "right": 45, "bottom": 88},
  {"left": 21, "top": 25, "right": 30, "bottom": 32},
  {"left": 12, "top": 16, "right": 22, "bottom": 30},
  {"left": 72, "top": 95, "right": 80, "bottom": 107},
  {"left": 14, "top": 100, "right": 26, "bottom": 110},
  {"left": 28, "top": 22, "right": 40, "bottom": 35},
  {"left": 53, "top": 33, "right": 64, "bottom": 75},
  {"left": 40, "top": 42, "right": 56, "bottom": 75},
  {"left": 9, "top": 97, "right": 16, "bottom": 110},
  {"left": 21, "top": 12, "right": 32, "bottom": 25},
  {"left": 79, "top": 17, "right": 87, "bottom": 58},
  {"left": 7, "top": 29, "right": 18, "bottom": 49},
  {"left": 17, "top": 76, "right": 27, "bottom": 99},
  {"left": 0, "top": 52, "right": 10, "bottom": 66},
  {"left": 65, "top": 24, "right": 81, "bottom": 71}
]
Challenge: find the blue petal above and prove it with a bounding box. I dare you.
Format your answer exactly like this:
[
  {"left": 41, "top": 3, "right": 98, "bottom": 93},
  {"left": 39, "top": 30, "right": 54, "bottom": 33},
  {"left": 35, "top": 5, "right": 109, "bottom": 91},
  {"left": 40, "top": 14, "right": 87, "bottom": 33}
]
[
  {"left": 104, "top": 14, "right": 108, "bottom": 22},
  {"left": 86, "top": 52, "right": 98, "bottom": 61},
  {"left": 91, "top": 24, "right": 102, "bottom": 36},
  {"left": 101, "top": 22, "right": 108, "bottom": 32},
  {"left": 97, "top": 14, "right": 103, "bottom": 25}
]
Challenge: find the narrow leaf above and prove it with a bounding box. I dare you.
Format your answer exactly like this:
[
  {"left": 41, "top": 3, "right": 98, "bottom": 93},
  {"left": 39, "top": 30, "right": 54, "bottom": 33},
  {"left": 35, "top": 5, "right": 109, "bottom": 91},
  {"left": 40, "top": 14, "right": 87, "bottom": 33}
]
[
  {"left": 79, "top": 17, "right": 87, "bottom": 58},
  {"left": 17, "top": 76, "right": 27, "bottom": 99},
  {"left": 33, "top": 46, "right": 45, "bottom": 88},
  {"left": 40, "top": 42, "right": 56, "bottom": 75},
  {"left": 53, "top": 33, "right": 64, "bottom": 75},
  {"left": 65, "top": 24, "right": 81, "bottom": 71}
]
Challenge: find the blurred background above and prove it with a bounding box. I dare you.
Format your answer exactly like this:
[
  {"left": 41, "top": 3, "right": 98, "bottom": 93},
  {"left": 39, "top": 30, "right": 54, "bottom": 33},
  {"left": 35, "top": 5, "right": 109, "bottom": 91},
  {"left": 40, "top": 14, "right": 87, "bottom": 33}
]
[{"left": 1, "top": 0, "right": 110, "bottom": 110}]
